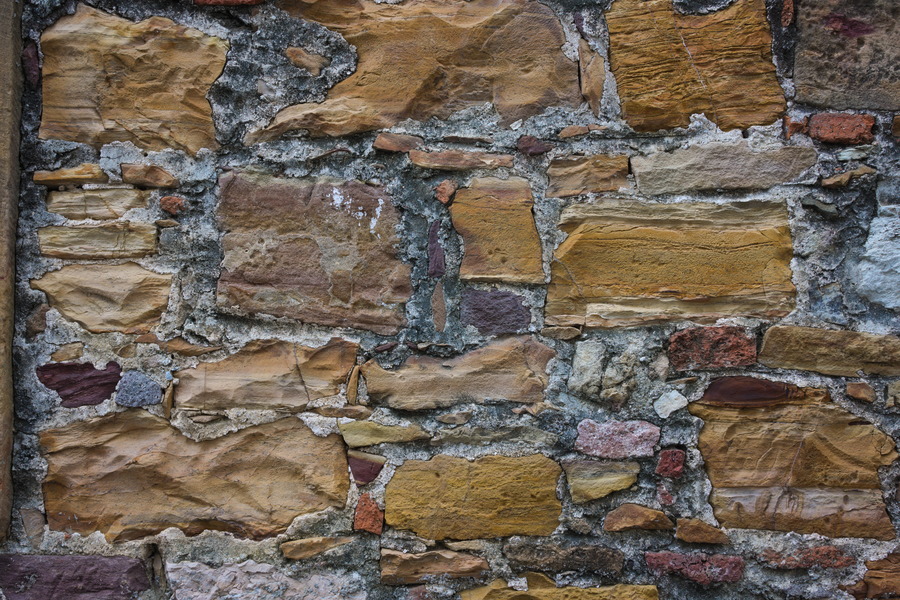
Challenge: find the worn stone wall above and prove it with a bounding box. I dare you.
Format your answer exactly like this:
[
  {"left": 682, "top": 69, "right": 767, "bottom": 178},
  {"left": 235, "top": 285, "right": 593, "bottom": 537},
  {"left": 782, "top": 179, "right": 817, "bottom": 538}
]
[{"left": 2, "top": 0, "right": 900, "bottom": 598}]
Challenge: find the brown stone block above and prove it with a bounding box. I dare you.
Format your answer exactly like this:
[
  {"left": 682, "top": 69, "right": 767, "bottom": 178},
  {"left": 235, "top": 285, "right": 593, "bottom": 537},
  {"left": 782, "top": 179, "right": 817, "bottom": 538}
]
[
  {"left": 38, "top": 222, "right": 157, "bottom": 259},
  {"left": 546, "top": 155, "right": 628, "bottom": 198},
  {"left": 603, "top": 504, "right": 673, "bottom": 532},
  {"left": 410, "top": 150, "right": 513, "bottom": 171},
  {"left": 759, "top": 326, "right": 900, "bottom": 376},
  {"left": 462, "top": 573, "right": 659, "bottom": 600},
  {"left": 33, "top": 163, "right": 107, "bottom": 187},
  {"left": 381, "top": 549, "right": 488, "bottom": 584}
]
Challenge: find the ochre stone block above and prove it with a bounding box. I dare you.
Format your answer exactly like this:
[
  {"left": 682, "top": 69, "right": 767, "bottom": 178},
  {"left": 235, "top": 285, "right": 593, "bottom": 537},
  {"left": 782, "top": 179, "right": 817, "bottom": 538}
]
[
  {"left": 38, "top": 222, "right": 157, "bottom": 259},
  {"left": 759, "top": 326, "right": 900, "bottom": 377}
]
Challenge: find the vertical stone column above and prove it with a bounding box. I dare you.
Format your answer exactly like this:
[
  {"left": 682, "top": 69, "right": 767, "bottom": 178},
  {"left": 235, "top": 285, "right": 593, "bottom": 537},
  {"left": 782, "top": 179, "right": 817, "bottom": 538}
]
[{"left": 0, "top": 0, "right": 22, "bottom": 541}]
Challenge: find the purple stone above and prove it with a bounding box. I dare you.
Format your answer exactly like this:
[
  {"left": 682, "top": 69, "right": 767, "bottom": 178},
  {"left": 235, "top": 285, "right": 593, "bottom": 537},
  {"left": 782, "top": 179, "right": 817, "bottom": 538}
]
[
  {"left": 427, "top": 221, "right": 445, "bottom": 278},
  {"left": 575, "top": 419, "right": 660, "bottom": 459},
  {"left": 36, "top": 362, "right": 122, "bottom": 408},
  {"left": 0, "top": 555, "right": 151, "bottom": 600},
  {"left": 461, "top": 288, "right": 530, "bottom": 336}
]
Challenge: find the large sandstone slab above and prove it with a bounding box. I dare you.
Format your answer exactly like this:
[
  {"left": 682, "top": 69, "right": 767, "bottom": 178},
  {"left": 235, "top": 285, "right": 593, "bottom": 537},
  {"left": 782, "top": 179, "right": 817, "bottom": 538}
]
[
  {"left": 176, "top": 338, "right": 357, "bottom": 411},
  {"left": 450, "top": 177, "right": 544, "bottom": 284},
  {"left": 380, "top": 549, "right": 489, "bottom": 584},
  {"left": 40, "top": 5, "right": 226, "bottom": 153},
  {"left": 462, "top": 574, "right": 659, "bottom": 600},
  {"left": 38, "top": 222, "right": 157, "bottom": 259},
  {"left": 217, "top": 171, "right": 411, "bottom": 335},
  {"left": 794, "top": 0, "right": 899, "bottom": 111},
  {"left": 250, "top": 0, "right": 580, "bottom": 140},
  {"left": 689, "top": 377, "right": 897, "bottom": 539},
  {"left": 46, "top": 188, "right": 147, "bottom": 220},
  {"left": 31, "top": 262, "right": 172, "bottom": 333},
  {"left": 385, "top": 454, "right": 562, "bottom": 539},
  {"left": 41, "top": 411, "right": 349, "bottom": 542},
  {"left": 545, "top": 201, "right": 795, "bottom": 328},
  {"left": 361, "top": 336, "right": 554, "bottom": 411},
  {"left": 759, "top": 326, "right": 900, "bottom": 377},
  {"left": 606, "top": 0, "right": 784, "bottom": 132},
  {"left": 631, "top": 141, "right": 816, "bottom": 195},
  {"left": 0, "top": 555, "right": 150, "bottom": 600}
]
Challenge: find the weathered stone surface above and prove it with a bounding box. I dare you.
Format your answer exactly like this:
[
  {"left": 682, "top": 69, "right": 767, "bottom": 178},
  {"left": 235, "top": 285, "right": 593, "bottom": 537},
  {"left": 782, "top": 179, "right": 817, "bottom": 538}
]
[
  {"left": 689, "top": 377, "right": 897, "bottom": 539},
  {"left": 217, "top": 172, "right": 411, "bottom": 335},
  {"left": 285, "top": 46, "right": 331, "bottom": 76},
  {"left": 37, "top": 222, "right": 157, "bottom": 259},
  {"left": 450, "top": 178, "right": 543, "bottom": 283},
  {"left": 432, "top": 285, "right": 447, "bottom": 333},
  {"left": 433, "top": 425, "right": 557, "bottom": 447},
  {"left": 0, "top": 555, "right": 150, "bottom": 600},
  {"left": 568, "top": 339, "right": 606, "bottom": 399},
  {"left": 354, "top": 493, "right": 383, "bottom": 535},
  {"left": 33, "top": 163, "right": 107, "bottom": 187},
  {"left": 542, "top": 326, "right": 581, "bottom": 340},
  {"left": 45, "top": 188, "right": 147, "bottom": 220},
  {"left": 40, "top": 5, "right": 227, "bottom": 153},
  {"left": 281, "top": 536, "right": 354, "bottom": 560},
  {"left": 36, "top": 361, "right": 121, "bottom": 408},
  {"left": 517, "top": 136, "right": 554, "bottom": 156},
  {"left": 546, "top": 200, "right": 795, "bottom": 328},
  {"left": 339, "top": 420, "right": 430, "bottom": 447},
  {"left": 435, "top": 179, "right": 458, "bottom": 205},
  {"left": 654, "top": 390, "right": 687, "bottom": 419},
  {"left": 362, "top": 337, "right": 553, "bottom": 411},
  {"left": 794, "top": 0, "right": 899, "bottom": 111},
  {"left": 604, "top": 504, "right": 673, "bottom": 532},
  {"left": 675, "top": 519, "right": 729, "bottom": 545},
  {"left": 166, "top": 560, "right": 365, "bottom": 600},
  {"left": 50, "top": 342, "right": 84, "bottom": 362},
  {"left": 761, "top": 545, "right": 853, "bottom": 570},
  {"left": 134, "top": 334, "right": 221, "bottom": 357},
  {"left": 563, "top": 460, "right": 640, "bottom": 503},
  {"left": 807, "top": 113, "right": 876, "bottom": 145},
  {"left": 854, "top": 216, "right": 900, "bottom": 310},
  {"left": 120, "top": 164, "right": 179, "bottom": 188},
  {"left": 176, "top": 338, "right": 357, "bottom": 412},
  {"left": 576, "top": 419, "right": 660, "bottom": 459},
  {"left": 668, "top": 326, "right": 757, "bottom": 371},
  {"left": 462, "top": 573, "right": 659, "bottom": 600},
  {"left": 645, "top": 552, "right": 744, "bottom": 586},
  {"left": 385, "top": 454, "right": 562, "bottom": 539},
  {"left": 381, "top": 549, "right": 489, "bottom": 584},
  {"left": 822, "top": 165, "right": 877, "bottom": 189},
  {"left": 843, "top": 552, "right": 900, "bottom": 599},
  {"left": 888, "top": 381, "right": 900, "bottom": 408},
  {"left": 655, "top": 449, "right": 685, "bottom": 479},
  {"left": 606, "top": 0, "right": 784, "bottom": 131},
  {"left": 847, "top": 382, "right": 877, "bottom": 404},
  {"left": 410, "top": 150, "right": 513, "bottom": 171},
  {"left": 41, "top": 411, "right": 348, "bottom": 542},
  {"left": 114, "top": 371, "right": 161, "bottom": 407},
  {"left": 461, "top": 289, "right": 530, "bottom": 336},
  {"left": 759, "top": 326, "right": 900, "bottom": 377},
  {"left": 546, "top": 155, "right": 628, "bottom": 198},
  {"left": 579, "top": 38, "right": 605, "bottom": 116},
  {"left": 252, "top": 0, "right": 580, "bottom": 140},
  {"left": 632, "top": 142, "right": 816, "bottom": 195},
  {"left": 503, "top": 539, "right": 623, "bottom": 575},
  {"left": 348, "top": 450, "right": 387, "bottom": 485},
  {"left": 374, "top": 132, "right": 423, "bottom": 153},
  {"left": 160, "top": 195, "right": 186, "bottom": 215}
]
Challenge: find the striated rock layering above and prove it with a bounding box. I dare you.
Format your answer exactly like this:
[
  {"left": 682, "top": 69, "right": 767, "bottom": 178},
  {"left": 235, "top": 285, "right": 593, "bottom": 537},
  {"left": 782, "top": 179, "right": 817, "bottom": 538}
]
[
  {"left": 176, "top": 338, "right": 357, "bottom": 411},
  {"left": 380, "top": 549, "right": 489, "bottom": 584},
  {"left": 689, "top": 377, "right": 897, "bottom": 540},
  {"left": 37, "top": 222, "right": 157, "bottom": 259},
  {"left": 250, "top": 0, "right": 581, "bottom": 140},
  {"left": 546, "top": 155, "right": 629, "bottom": 198},
  {"left": 36, "top": 361, "right": 121, "bottom": 408},
  {"left": 361, "top": 336, "right": 554, "bottom": 411},
  {"left": 41, "top": 411, "right": 349, "bottom": 542},
  {"left": 40, "top": 4, "right": 227, "bottom": 153},
  {"left": 546, "top": 200, "right": 795, "bottom": 328},
  {"left": 462, "top": 573, "right": 659, "bottom": 600},
  {"left": 844, "top": 551, "right": 900, "bottom": 599},
  {"left": 759, "top": 326, "right": 900, "bottom": 377},
  {"left": 45, "top": 188, "right": 147, "bottom": 220},
  {"left": 385, "top": 454, "right": 562, "bottom": 539},
  {"left": 606, "top": 0, "right": 785, "bottom": 132},
  {"left": 217, "top": 171, "right": 411, "bottom": 335}
]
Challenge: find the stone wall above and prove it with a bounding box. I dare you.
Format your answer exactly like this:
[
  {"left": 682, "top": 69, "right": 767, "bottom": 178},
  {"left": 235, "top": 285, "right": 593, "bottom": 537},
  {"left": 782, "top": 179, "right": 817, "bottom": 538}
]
[{"left": 1, "top": 0, "right": 899, "bottom": 598}]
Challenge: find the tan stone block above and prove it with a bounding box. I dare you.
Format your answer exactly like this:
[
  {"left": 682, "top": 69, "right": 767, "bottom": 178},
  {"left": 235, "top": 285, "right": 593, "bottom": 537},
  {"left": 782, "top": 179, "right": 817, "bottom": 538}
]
[
  {"left": 380, "top": 549, "right": 489, "bottom": 585},
  {"left": 33, "top": 163, "right": 107, "bottom": 187},
  {"left": 338, "top": 421, "right": 430, "bottom": 447},
  {"left": 675, "top": 519, "right": 729, "bottom": 544},
  {"left": 603, "top": 504, "right": 674, "bottom": 531},
  {"left": 759, "top": 326, "right": 900, "bottom": 377},
  {"left": 281, "top": 536, "right": 354, "bottom": 560},
  {"left": 120, "top": 164, "right": 179, "bottom": 189},
  {"left": 563, "top": 460, "right": 640, "bottom": 503},
  {"left": 373, "top": 133, "right": 423, "bottom": 153},
  {"left": 385, "top": 454, "right": 561, "bottom": 539},
  {"left": 49, "top": 342, "right": 84, "bottom": 363},
  {"left": 579, "top": 38, "right": 605, "bottom": 116},
  {"left": 284, "top": 46, "right": 331, "bottom": 76},
  {"left": 38, "top": 222, "right": 157, "bottom": 259},
  {"left": 463, "top": 574, "right": 659, "bottom": 600},
  {"left": 409, "top": 150, "right": 513, "bottom": 171},
  {"left": 46, "top": 188, "right": 147, "bottom": 220},
  {"left": 847, "top": 382, "right": 877, "bottom": 403},
  {"left": 546, "top": 155, "right": 628, "bottom": 198}
]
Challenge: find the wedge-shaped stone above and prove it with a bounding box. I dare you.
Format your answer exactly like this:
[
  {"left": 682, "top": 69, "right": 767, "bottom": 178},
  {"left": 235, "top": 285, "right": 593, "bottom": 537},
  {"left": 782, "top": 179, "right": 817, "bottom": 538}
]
[
  {"left": 759, "top": 326, "right": 900, "bottom": 377},
  {"left": 689, "top": 377, "right": 897, "bottom": 539},
  {"left": 362, "top": 337, "right": 554, "bottom": 411},
  {"left": 250, "top": 0, "right": 580, "bottom": 140},
  {"left": 338, "top": 421, "right": 430, "bottom": 447},
  {"left": 38, "top": 222, "right": 157, "bottom": 259},
  {"left": 450, "top": 178, "right": 544, "bottom": 284},
  {"left": 381, "top": 549, "right": 489, "bottom": 584},
  {"left": 604, "top": 504, "right": 673, "bottom": 532},
  {"left": 563, "top": 460, "right": 640, "bottom": 503},
  {"left": 40, "top": 5, "right": 227, "bottom": 153},
  {"left": 546, "top": 201, "right": 795, "bottom": 328},
  {"left": 176, "top": 339, "right": 357, "bottom": 411},
  {"left": 31, "top": 262, "right": 171, "bottom": 333},
  {"left": 606, "top": 0, "right": 784, "bottom": 131},
  {"left": 41, "top": 411, "right": 348, "bottom": 542},
  {"left": 33, "top": 163, "right": 108, "bottom": 187},
  {"left": 546, "top": 155, "right": 629, "bottom": 198},
  {"left": 462, "top": 573, "right": 659, "bottom": 600},
  {"left": 385, "top": 454, "right": 562, "bottom": 539},
  {"left": 217, "top": 171, "right": 411, "bottom": 335},
  {"left": 631, "top": 142, "right": 816, "bottom": 195},
  {"left": 46, "top": 188, "right": 147, "bottom": 220}
]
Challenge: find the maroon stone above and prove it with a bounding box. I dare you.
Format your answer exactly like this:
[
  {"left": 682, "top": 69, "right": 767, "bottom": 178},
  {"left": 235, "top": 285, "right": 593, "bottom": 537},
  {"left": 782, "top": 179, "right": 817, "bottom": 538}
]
[
  {"left": 22, "top": 40, "right": 40, "bottom": 88},
  {"left": 575, "top": 419, "right": 660, "bottom": 459},
  {"left": 349, "top": 454, "right": 385, "bottom": 485},
  {"left": 460, "top": 288, "right": 530, "bottom": 336},
  {"left": 0, "top": 555, "right": 150, "bottom": 600},
  {"left": 808, "top": 113, "right": 876, "bottom": 145},
  {"left": 428, "top": 221, "right": 446, "bottom": 278},
  {"left": 698, "top": 376, "right": 800, "bottom": 408},
  {"left": 517, "top": 135, "right": 554, "bottom": 156},
  {"left": 655, "top": 448, "right": 685, "bottom": 479},
  {"left": 36, "top": 362, "right": 122, "bottom": 408},
  {"left": 645, "top": 551, "right": 744, "bottom": 586},
  {"left": 354, "top": 493, "right": 384, "bottom": 535},
  {"left": 667, "top": 326, "right": 756, "bottom": 371},
  {"left": 656, "top": 482, "right": 675, "bottom": 506},
  {"left": 822, "top": 13, "right": 875, "bottom": 38},
  {"left": 761, "top": 546, "right": 854, "bottom": 570},
  {"left": 374, "top": 342, "right": 398, "bottom": 353}
]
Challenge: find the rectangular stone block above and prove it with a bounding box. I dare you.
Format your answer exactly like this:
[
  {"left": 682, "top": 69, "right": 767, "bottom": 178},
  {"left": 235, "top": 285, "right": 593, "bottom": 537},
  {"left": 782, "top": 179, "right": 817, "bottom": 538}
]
[
  {"left": 46, "top": 188, "right": 148, "bottom": 220},
  {"left": 759, "top": 326, "right": 900, "bottom": 377},
  {"left": 38, "top": 222, "right": 157, "bottom": 259}
]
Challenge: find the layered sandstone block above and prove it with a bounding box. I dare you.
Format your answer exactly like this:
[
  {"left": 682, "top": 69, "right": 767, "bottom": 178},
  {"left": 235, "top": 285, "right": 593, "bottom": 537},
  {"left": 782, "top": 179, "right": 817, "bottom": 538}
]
[
  {"left": 38, "top": 222, "right": 157, "bottom": 259},
  {"left": 759, "top": 326, "right": 900, "bottom": 377},
  {"left": 45, "top": 189, "right": 147, "bottom": 220},
  {"left": 546, "top": 201, "right": 795, "bottom": 327},
  {"left": 462, "top": 574, "right": 659, "bottom": 600}
]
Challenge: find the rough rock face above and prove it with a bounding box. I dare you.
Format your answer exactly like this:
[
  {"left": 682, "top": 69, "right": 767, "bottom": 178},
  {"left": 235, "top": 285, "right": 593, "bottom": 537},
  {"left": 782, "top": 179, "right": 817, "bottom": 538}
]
[
  {"left": 546, "top": 155, "right": 629, "bottom": 198},
  {"left": 450, "top": 177, "right": 544, "bottom": 284},
  {"left": 794, "top": 0, "right": 900, "bottom": 110},
  {"left": 41, "top": 411, "right": 349, "bottom": 542},
  {"left": 667, "top": 326, "right": 757, "bottom": 371},
  {"left": 844, "top": 551, "right": 900, "bottom": 599},
  {"left": 176, "top": 338, "right": 357, "bottom": 411},
  {"left": 675, "top": 519, "right": 729, "bottom": 544},
  {"left": 546, "top": 201, "right": 795, "bottom": 327},
  {"left": 31, "top": 262, "right": 172, "bottom": 333},
  {"left": 563, "top": 460, "right": 640, "bottom": 503},
  {"left": 36, "top": 361, "right": 121, "bottom": 408},
  {"left": 854, "top": 216, "right": 900, "bottom": 310},
  {"left": 463, "top": 574, "right": 659, "bottom": 600},
  {"left": 385, "top": 454, "right": 562, "bottom": 539},
  {"left": 39, "top": 4, "right": 227, "bottom": 153},
  {"left": 502, "top": 539, "right": 624, "bottom": 575},
  {"left": 380, "top": 549, "right": 489, "bottom": 584},
  {"left": 361, "top": 336, "right": 553, "bottom": 411},
  {"left": 281, "top": 536, "right": 354, "bottom": 560},
  {"left": 606, "top": 0, "right": 785, "bottom": 131},
  {"left": 37, "top": 222, "right": 157, "bottom": 259},
  {"left": 250, "top": 0, "right": 581, "bottom": 140},
  {"left": 644, "top": 552, "right": 744, "bottom": 586},
  {"left": 576, "top": 420, "right": 660, "bottom": 459},
  {"left": 45, "top": 189, "right": 147, "bottom": 220},
  {"left": 758, "top": 326, "right": 900, "bottom": 376},
  {"left": 217, "top": 171, "right": 411, "bottom": 335},
  {"left": 0, "top": 555, "right": 151, "bottom": 600},
  {"left": 461, "top": 288, "right": 531, "bottom": 336},
  {"left": 689, "top": 377, "right": 897, "bottom": 539}
]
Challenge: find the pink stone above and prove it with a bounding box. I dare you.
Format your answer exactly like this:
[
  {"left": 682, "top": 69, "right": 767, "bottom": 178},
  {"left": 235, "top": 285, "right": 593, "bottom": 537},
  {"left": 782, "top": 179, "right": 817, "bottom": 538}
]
[
  {"left": 655, "top": 448, "right": 685, "bottom": 479},
  {"left": 668, "top": 326, "right": 756, "bottom": 371},
  {"left": 645, "top": 551, "right": 744, "bottom": 586},
  {"left": 575, "top": 419, "right": 660, "bottom": 459}
]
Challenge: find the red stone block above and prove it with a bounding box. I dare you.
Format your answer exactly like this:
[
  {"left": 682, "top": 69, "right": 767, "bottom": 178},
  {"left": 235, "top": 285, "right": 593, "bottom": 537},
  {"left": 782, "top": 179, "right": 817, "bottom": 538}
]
[
  {"left": 808, "top": 113, "right": 876, "bottom": 145},
  {"left": 668, "top": 326, "right": 756, "bottom": 371},
  {"left": 655, "top": 448, "right": 685, "bottom": 479},
  {"left": 761, "top": 546, "right": 854, "bottom": 570},
  {"left": 354, "top": 493, "right": 384, "bottom": 535},
  {"left": 645, "top": 551, "right": 744, "bottom": 586}
]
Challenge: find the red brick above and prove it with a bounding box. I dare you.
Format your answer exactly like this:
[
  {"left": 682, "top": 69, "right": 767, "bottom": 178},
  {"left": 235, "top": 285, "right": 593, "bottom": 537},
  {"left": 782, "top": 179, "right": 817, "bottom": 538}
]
[{"left": 808, "top": 113, "right": 876, "bottom": 145}]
